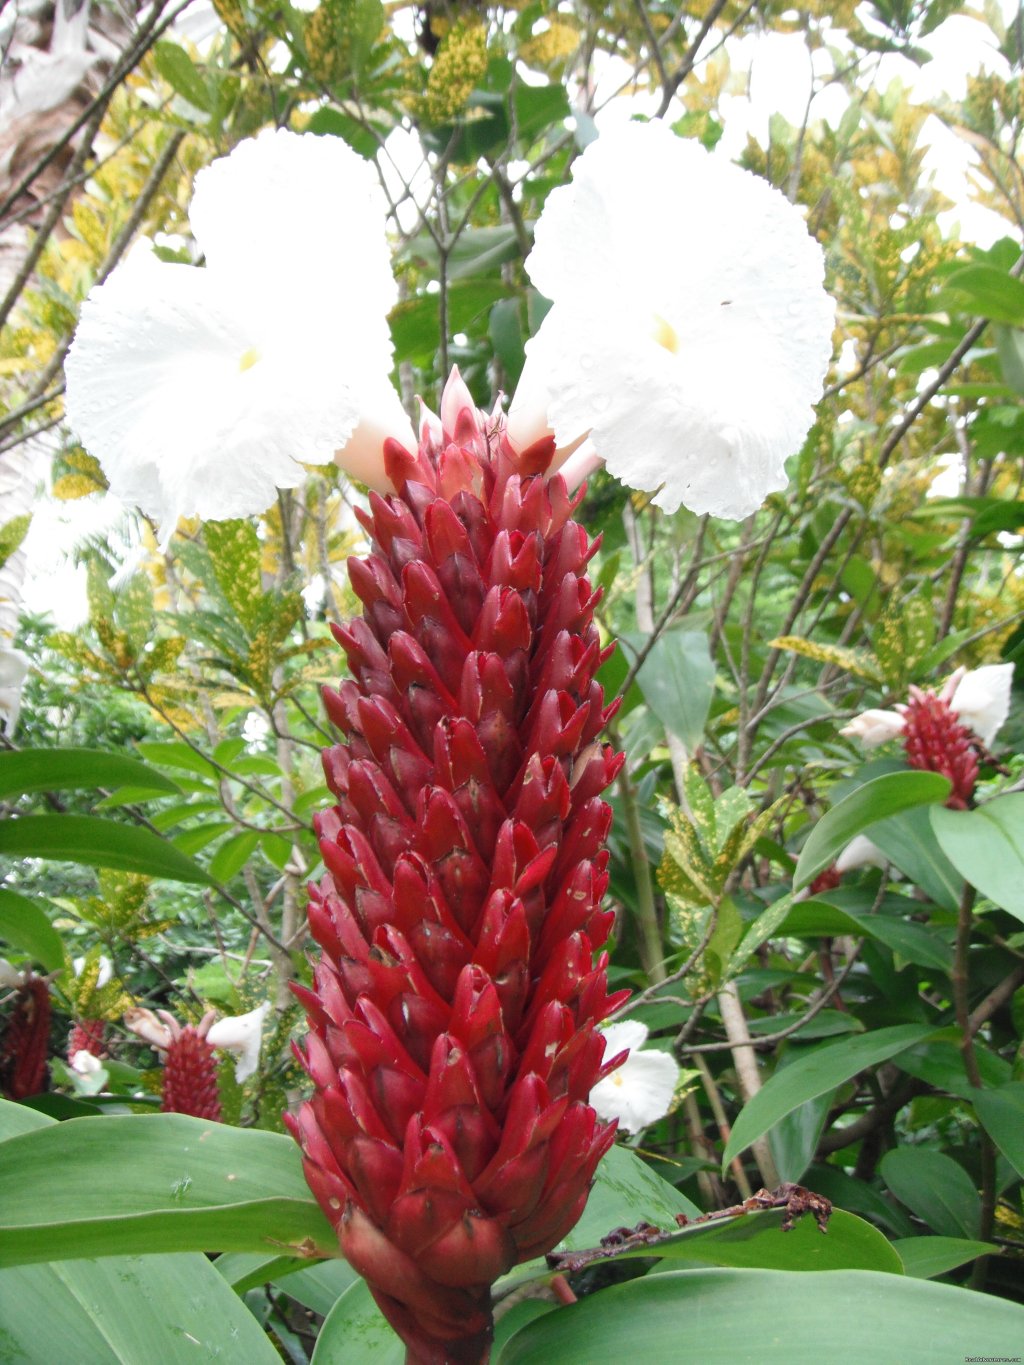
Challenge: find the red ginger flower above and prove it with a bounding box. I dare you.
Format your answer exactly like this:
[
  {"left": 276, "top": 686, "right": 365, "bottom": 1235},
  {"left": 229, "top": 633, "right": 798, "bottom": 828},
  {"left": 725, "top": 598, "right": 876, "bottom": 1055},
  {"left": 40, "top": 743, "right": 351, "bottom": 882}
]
[
  {"left": 286, "top": 370, "right": 629, "bottom": 1364},
  {"left": 125, "top": 1006, "right": 222, "bottom": 1121},
  {"left": 901, "top": 688, "right": 978, "bottom": 810},
  {"left": 0, "top": 974, "right": 51, "bottom": 1100},
  {"left": 68, "top": 1018, "right": 108, "bottom": 1060}
]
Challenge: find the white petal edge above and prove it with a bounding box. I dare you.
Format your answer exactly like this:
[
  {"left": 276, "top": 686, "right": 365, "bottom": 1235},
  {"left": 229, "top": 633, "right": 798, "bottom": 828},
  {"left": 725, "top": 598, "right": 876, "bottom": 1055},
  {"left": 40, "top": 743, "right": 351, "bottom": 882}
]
[
  {"left": 950, "top": 663, "right": 1014, "bottom": 748},
  {"left": 207, "top": 1001, "right": 270, "bottom": 1082}
]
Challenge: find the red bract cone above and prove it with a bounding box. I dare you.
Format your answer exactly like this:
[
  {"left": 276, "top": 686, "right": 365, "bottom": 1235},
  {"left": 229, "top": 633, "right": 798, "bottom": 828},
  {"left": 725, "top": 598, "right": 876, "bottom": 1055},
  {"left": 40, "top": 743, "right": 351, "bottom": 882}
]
[
  {"left": 68, "top": 1018, "right": 107, "bottom": 1060},
  {"left": 288, "top": 370, "right": 628, "bottom": 1364},
  {"left": 160, "top": 1013, "right": 222, "bottom": 1122},
  {"left": 0, "top": 976, "right": 51, "bottom": 1100},
  {"left": 901, "top": 689, "right": 978, "bottom": 810}
]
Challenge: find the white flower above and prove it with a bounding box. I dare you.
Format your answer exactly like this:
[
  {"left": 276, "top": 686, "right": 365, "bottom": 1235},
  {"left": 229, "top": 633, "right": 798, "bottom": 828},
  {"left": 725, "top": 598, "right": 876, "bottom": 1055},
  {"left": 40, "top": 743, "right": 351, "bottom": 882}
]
[
  {"left": 507, "top": 121, "right": 834, "bottom": 519},
  {"left": 73, "top": 954, "right": 113, "bottom": 989},
  {"left": 69, "top": 1049, "right": 103, "bottom": 1076},
  {"left": 835, "top": 834, "right": 890, "bottom": 873},
  {"left": 589, "top": 1019, "right": 680, "bottom": 1134},
  {"left": 207, "top": 1001, "right": 270, "bottom": 1082},
  {"left": 947, "top": 663, "right": 1013, "bottom": 748},
  {"left": 839, "top": 707, "right": 906, "bottom": 748},
  {"left": 0, "top": 646, "right": 29, "bottom": 736},
  {"left": 0, "top": 957, "right": 26, "bottom": 989},
  {"left": 65, "top": 129, "right": 415, "bottom": 542}
]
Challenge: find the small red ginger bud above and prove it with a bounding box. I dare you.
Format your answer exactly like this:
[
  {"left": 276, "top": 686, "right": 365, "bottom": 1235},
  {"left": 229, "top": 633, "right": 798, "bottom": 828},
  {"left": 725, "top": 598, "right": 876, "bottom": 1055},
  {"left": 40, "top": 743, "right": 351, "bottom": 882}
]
[
  {"left": 160, "top": 1012, "right": 221, "bottom": 1122},
  {"left": 68, "top": 1018, "right": 107, "bottom": 1060},
  {"left": 901, "top": 690, "right": 979, "bottom": 810},
  {"left": 1, "top": 976, "right": 51, "bottom": 1100},
  {"left": 809, "top": 866, "right": 842, "bottom": 896}
]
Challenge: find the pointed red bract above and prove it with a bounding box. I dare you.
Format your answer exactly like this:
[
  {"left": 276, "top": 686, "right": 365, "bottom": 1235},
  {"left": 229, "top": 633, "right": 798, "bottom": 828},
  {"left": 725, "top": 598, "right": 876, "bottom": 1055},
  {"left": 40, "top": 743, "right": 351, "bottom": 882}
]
[
  {"left": 901, "top": 690, "right": 979, "bottom": 809},
  {"left": 290, "top": 374, "right": 624, "bottom": 1363}
]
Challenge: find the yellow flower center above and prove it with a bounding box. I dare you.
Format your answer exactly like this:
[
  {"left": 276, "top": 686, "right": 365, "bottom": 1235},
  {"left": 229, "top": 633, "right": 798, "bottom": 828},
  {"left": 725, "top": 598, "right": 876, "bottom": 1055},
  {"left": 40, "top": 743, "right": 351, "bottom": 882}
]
[
  {"left": 651, "top": 313, "right": 679, "bottom": 354},
  {"left": 239, "top": 347, "right": 261, "bottom": 372}
]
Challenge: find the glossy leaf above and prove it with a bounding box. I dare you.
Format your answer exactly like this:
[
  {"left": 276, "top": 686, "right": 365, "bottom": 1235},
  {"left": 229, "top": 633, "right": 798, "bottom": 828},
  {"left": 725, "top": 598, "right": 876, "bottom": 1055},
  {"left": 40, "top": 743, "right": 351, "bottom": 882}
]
[
  {"left": 0, "top": 814, "right": 214, "bottom": 884},
  {"left": 932, "top": 796, "right": 1024, "bottom": 922},
  {"left": 973, "top": 1083, "right": 1024, "bottom": 1178},
  {"left": 0, "top": 888, "right": 65, "bottom": 971},
  {"left": 722, "top": 1025, "right": 935, "bottom": 1169},
  {"left": 312, "top": 1276, "right": 405, "bottom": 1364},
  {"left": 496, "top": 1268, "right": 1024, "bottom": 1363},
  {"left": 628, "top": 628, "right": 716, "bottom": 751},
  {"left": 0, "top": 1110, "right": 335, "bottom": 1267},
  {"left": 0, "top": 747, "right": 180, "bottom": 800},
  {"left": 870, "top": 805, "right": 964, "bottom": 912},
  {"left": 894, "top": 1237, "right": 994, "bottom": 1279},
  {"left": 793, "top": 771, "right": 951, "bottom": 890},
  {"left": 880, "top": 1148, "right": 981, "bottom": 1240},
  {"left": 0, "top": 1254, "right": 279, "bottom": 1362}
]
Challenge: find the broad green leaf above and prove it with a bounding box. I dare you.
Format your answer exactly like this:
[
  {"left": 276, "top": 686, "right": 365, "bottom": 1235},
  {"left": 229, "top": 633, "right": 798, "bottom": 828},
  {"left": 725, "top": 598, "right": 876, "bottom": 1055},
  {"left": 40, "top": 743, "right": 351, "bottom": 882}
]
[
  {"left": 870, "top": 805, "right": 964, "bottom": 912},
  {"left": 134, "top": 741, "right": 220, "bottom": 779},
  {"left": 208, "top": 829, "right": 262, "bottom": 882},
  {"left": 154, "top": 39, "right": 212, "bottom": 111},
  {"left": 804, "top": 1164, "right": 916, "bottom": 1238},
  {"left": 0, "top": 889, "right": 65, "bottom": 971},
  {"left": 213, "top": 1251, "right": 308, "bottom": 1294},
  {"left": 777, "top": 899, "right": 953, "bottom": 973},
  {"left": 943, "top": 264, "right": 1024, "bottom": 325},
  {"left": 932, "top": 796, "right": 1024, "bottom": 922},
  {"left": 0, "top": 747, "right": 181, "bottom": 800},
  {"left": 793, "top": 771, "right": 951, "bottom": 890},
  {"left": 0, "top": 1254, "right": 279, "bottom": 1363},
  {"left": 973, "top": 1083, "right": 1024, "bottom": 1178},
  {"left": 0, "top": 1112, "right": 335, "bottom": 1266},
  {"left": 629, "top": 629, "right": 716, "bottom": 751},
  {"left": 894, "top": 1037, "right": 1011, "bottom": 1099},
  {"left": 721, "top": 1024, "right": 935, "bottom": 1169},
  {"left": 894, "top": 1237, "right": 994, "bottom": 1279},
  {"left": 725, "top": 894, "right": 795, "bottom": 977},
  {"left": 616, "top": 1207, "right": 901, "bottom": 1275},
  {"left": 0, "top": 1097, "right": 55, "bottom": 1141},
  {"left": 312, "top": 1276, "right": 404, "bottom": 1364},
  {"left": 768, "top": 1086, "right": 834, "bottom": 1185},
  {"left": 995, "top": 324, "right": 1024, "bottom": 394},
  {"left": 880, "top": 1149, "right": 980, "bottom": 1240},
  {"left": 496, "top": 1268, "right": 1024, "bottom": 1363},
  {"left": 562, "top": 1142, "right": 699, "bottom": 1252},
  {"left": 0, "top": 815, "right": 215, "bottom": 885},
  {"left": 272, "top": 1258, "right": 360, "bottom": 1316}
]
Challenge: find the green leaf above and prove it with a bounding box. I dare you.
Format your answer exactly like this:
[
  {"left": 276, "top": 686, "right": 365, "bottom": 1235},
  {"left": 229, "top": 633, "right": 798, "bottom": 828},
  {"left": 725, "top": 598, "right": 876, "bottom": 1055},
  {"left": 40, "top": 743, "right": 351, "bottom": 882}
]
[
  {"left": 0, "top": 1097, "right": 55, "bottom": 1141},
  {"left": 208, "top": 830, "right": 262, "bottom": 882},
  {"left": 154, "top": 39, "right": 213, "bottom": 111},
  {"left": 312, "top": 1276, "right": 405, "bottom": 1364},
  {"left": 513, "top": 81, "right": 571, "bottom": 144},
  {"left": 628, "top": 629, "right": 716, "bottom": 751},
  {"left": 204, "top": 520, "right": 265, "bottom": 635},
  {"left": 794, "top": 771, "right": 951, "bottom": 890},
  {"left": 391, "top": 281, "right": 510, "bottom": 365},
  {"left": 777, "top": 899, "right": 953, "bottom": 973},
  {"left": 869, "top": 805, "right": 963, "bottom": 912},
  {"left": 0, "top": 815, "right": 215, "bottom": 885},
  {"left": 973, "top": 1083, "right": 1024, "bottom": 1178},
  {"left": 894, "top": 1037, "right": 1011, "bottom": 1099},
  {"left": 721, "top": 1024, "right": 936, "bottom": 1169},
  {"left": 0, "top": 1112, "right": 336, "bottom": 1266},
  {"left": 0, "top": 1254, "right": 280, "bottom": 1362},
  {"left": 0, "top": 748, "right": 181, "bottom": 800},
  {"left": 880, "top": 1148, "right": 981, "bottom": 1239},
  {"left": 495, "top": 1268, "right": 1024, "bottom": 1363},
  {"left": 633, "top": 1207, "right": 902, "bottom": 1275},
  {"left": 725, "top": 894, "right": 795, "bottom": 977},
  {"left": 995, "top": 324, "right": 1024, "bottom": 395},
  {"left": 894, "top": 1237, "right": 994, "bottom": 1279},
  {"left": 0, "top": 512, "right": 30, "bottom": 569},
  {"left": 932, "top": 796, "right": 1024, "bottom": 922},
  {"left": 943, "top": 264, "right": 1024, "bottom": 325},
  {"left": 0, "top": 889, "right": 65, "bottom": 971}
]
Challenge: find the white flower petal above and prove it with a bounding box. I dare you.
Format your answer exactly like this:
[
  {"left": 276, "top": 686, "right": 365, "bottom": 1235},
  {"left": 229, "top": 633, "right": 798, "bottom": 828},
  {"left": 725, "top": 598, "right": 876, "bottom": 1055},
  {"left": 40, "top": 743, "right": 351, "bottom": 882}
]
[
  {"left": 599, "top": 1019, "right": 650, "bottom": 1056},
  {"left": 511, "top": 122, "right": 834, "bottom": 518},
  {"left": 65, "top": 132, "right": 406, "bottom": 538},
  {"left": 0, "top": 957, "right": 25, "bottom": 989},
  {"left": 0, "top": 645, "right": 29, "bottom": 735},
  {"left": 590, "top": 1046, "right": 680, "bottom": 1134},
  {"left": 207, "top": 1001, "right": 270, "bottom": 1082},
  {"left": 835, "top": 834, "right": 889, "bottom": 873},
  {"left": 123, "top": 1005, "right": 173, "bottom": 1052},
  {"left": 70, "top": 1050, "right": 103, "bottom": 1075},
  {"left": 949, "top": 663, "right": 1014, "bottom": 748},
  {"left": 838, "top": 708, "right": 907, "bottom": 748},
  {"left": 73, "top": 954, "right": 113, "bottom": 988}
]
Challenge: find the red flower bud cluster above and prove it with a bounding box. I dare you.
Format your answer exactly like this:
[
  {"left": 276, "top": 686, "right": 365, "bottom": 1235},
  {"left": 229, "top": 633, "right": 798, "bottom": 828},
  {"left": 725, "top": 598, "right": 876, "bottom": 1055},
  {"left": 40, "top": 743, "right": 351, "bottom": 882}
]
[
  {"left": 901, "top": 689, "right": 979, "bottom": 810},
  {"left": 0, "top": 975, "right": 51, "bottom": 1101},
  {"left": 161, "top": 1018, "right": 222, "bottom": 1122},
  {"left": 68, "top": 1018, "right": 108, "bottom": 1060},
  {"left": 287, "top": 373, "right": 628, "bottom": 1363}
]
